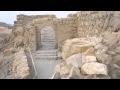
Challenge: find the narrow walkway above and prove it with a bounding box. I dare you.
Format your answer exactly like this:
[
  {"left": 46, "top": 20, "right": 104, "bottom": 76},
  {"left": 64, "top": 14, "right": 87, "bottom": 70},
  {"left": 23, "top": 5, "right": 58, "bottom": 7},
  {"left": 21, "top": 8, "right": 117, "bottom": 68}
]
[{"left": 32, "top": 27, "right": 61, "bottom": 79}]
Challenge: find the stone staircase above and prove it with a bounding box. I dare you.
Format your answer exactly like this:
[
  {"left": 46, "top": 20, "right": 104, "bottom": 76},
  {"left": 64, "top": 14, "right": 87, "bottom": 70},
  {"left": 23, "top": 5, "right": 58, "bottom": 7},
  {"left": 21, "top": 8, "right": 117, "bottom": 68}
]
[
  {"left": 32, "top": 27, "right": 61, "bottom": 79},
  {"left": 34, "top": 50, "right": 58, "bottom": 60}
]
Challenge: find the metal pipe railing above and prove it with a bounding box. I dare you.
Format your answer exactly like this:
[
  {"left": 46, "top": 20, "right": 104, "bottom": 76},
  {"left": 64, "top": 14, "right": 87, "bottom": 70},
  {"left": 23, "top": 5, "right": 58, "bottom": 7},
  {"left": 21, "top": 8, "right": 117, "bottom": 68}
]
[{"left": 28, "top": 47, "right": 37, "bottom": 79}]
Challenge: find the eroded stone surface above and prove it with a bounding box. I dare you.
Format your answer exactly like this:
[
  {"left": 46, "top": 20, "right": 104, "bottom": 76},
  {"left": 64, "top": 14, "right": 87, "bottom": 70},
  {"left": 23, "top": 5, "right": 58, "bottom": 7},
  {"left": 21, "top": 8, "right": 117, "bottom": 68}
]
[
  {"left": 66, "top": 54, "right": 82, "bottom": 68},
  {"left": 0, "top": 48, "right": 30, "bottom": 79},
  {"left": 81, "top": 62, "right": 108, "bottom": 75},
  {"left": 2, "top": 11, "right": 120, "bottom": 79}
]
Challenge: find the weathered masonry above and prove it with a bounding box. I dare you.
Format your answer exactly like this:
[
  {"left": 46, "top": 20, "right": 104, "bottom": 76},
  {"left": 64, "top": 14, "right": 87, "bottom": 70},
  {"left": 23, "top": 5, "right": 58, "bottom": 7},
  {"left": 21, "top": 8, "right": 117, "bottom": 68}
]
[{"left": 10, "top": 11, "right": 120, "bottom": 53}]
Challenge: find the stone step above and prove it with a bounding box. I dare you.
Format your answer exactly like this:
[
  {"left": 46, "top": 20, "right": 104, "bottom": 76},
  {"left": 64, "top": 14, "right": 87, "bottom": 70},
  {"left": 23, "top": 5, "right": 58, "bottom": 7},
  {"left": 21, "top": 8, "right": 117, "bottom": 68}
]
[
  {"left": 42, "top": 37, "right": 55, "bottom": 38},
  {"left": 41, "top": 45, "right": 56, "bottom": 48},
  {"left": 41, "top": 32, "right": 55, "bottom": 37},
  {"left": 35, "top": 52, "right": 57, "bottom": 54},
  {"left": 40, "top": 47, "right": 56, "bottom": 49},
  {"left": 41, "top": 39, "right": 55, "bottom": 41},
  {"left": 41, "top": 42, "right": 56, "bottom": 45},
  {"left": 41, "top": 46, "right": 55, "bottom": 48},
  {"left": 35, "top": 50, "right": 58, "bottom": 53},
  {"left": 35, "top": 51, "right": 57, "bottom": 54},
  {"left": 41, "top": 34, "right": 55, "bottom": 36},
  {"left": 41, "top": 45, "right": 55, "bottom": 47},
  {"left": 34, "top": 56, "right": 58, "bottom": 60},
  {"left": 41, "top": 39, "right": 56, "bottom": 41},
  {"left": 41, "top": 43, "right": 56, "bottom": 45},
  {"left": 41, "top": 41, "right": 56, "bottom": 43},
  {"left": 41, "top": 44, "right": 56, "bottom": 48},
  {"left": 34, "top": 55, "right": 57, "bottom": 57},
  {"left": 41, "top": 37, "right": 55, "bottom": 39},
  {"left": 34, "top": 53, "right": 57, "bottom": 56},
  {"left": 40, "top": 48, "right": 56, "bottom": 50},
  {"left": 41, "top": 38, "right": 55, "bottom": 40}
]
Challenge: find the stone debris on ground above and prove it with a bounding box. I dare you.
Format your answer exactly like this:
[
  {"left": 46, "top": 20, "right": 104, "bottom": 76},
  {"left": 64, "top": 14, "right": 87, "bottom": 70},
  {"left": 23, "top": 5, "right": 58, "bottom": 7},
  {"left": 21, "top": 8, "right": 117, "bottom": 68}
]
[{"left": 1, "top": 11, "right": 120, "bottom": 79}]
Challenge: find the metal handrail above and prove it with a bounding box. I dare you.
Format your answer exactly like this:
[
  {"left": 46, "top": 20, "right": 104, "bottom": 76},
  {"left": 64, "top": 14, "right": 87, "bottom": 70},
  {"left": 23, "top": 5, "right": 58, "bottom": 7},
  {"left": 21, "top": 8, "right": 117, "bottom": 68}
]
[{"left": 28, "top": 47, "right": 37, "bottom": 79}]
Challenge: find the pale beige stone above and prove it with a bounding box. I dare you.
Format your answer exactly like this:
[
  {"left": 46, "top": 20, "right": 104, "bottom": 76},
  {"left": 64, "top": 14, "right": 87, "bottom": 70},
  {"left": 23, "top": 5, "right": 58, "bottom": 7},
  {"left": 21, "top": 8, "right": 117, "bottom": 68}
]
[
  {"left": 60, "top": 65, "right": 70, "bottom": 78},
  {"left": 66, "top": 54, "right": 82, "bottom": 68},
  {"left": 81, "top": 62, "right": 108, "bottom": 75},
  {"left": 62, "top": 38, "right": 92, "bottom": 60},
  {"left": 83, "top": 47, "right": 95, "bottom": 56},
  {"left": 12, "top": 48, "right": 30, "bottom": 79},
  {"left": 85, "top": 56, "right": 97, "bottom": 63},
  {"left": 95, "top": 50, "right": 112, "bottom": 65}
]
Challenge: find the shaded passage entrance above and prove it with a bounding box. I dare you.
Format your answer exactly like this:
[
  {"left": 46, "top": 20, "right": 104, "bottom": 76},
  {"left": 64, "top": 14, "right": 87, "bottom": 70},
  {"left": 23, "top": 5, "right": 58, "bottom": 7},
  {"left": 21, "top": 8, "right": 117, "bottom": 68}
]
[
  {"left": 40, "top": 26, "right": 56, "bottom": 50},
  {"left": 33, "top": 26, "right": 61, "bottom": 79}
]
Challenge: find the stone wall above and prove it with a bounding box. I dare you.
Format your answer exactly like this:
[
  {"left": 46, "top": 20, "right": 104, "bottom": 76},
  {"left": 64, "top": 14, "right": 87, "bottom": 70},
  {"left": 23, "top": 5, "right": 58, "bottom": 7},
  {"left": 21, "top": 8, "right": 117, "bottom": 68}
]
[
  {"left": 13, "top": 14, "right": 56, "bottom": 30},
  {"left": 57, "top": 17, "right": 78, "bottom": 50},
  {"left": 0, "top": 48, "right": 30, "bottom": 79},
  {"left": 3, "top": 11, "right": 120, "bottom": 53},
  {"left": 1, "top": 11, "right": 120, "bottom": 79},
  {"left": 77, "top": 11, "right": 120, "bottom": 38},
  {"left": 11, "top": 13, "right": 78, "bottom": 51},
  {"left": 23, "top": 18, "right": 57, "bottom": 52}
]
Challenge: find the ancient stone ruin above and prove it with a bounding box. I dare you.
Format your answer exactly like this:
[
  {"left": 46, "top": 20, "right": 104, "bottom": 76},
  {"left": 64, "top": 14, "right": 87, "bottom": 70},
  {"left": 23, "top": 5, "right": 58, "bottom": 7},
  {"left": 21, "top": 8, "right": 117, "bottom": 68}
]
[{"left": 1, "top": 11, "right": 120, "bottom": 79}]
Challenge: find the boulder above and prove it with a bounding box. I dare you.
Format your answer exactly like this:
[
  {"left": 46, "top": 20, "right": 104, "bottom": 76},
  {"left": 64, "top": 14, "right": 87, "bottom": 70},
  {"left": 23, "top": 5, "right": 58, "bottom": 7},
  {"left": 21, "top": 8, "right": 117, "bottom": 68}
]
[
  {"left": 81, "top": 55, "right": 97, "bottom": 64},
  {"left": 80, "top": 74, "right": 111, "bottom": 79},
  {"left": 84, "top": 56, "right": 97, "bottom": 63},
  {"left": 60, "top": 65, "right": 70, "bottom": 78},
  {"left": 81, "top": 62, "right": 108, "bottom": 75},
  {"left": 102, "top": 31, "right": 118, "bottom": 48},
  {"left": 114, "top": 47, "right": 120, "bottom": 54},
  {"left": 66, "top": 54, "right": 82, "bottom": 68},
  {"left": 112, "top": 55, "right": 120, "bottom": 66},
  {"left": 106, "top": 50, "right": 116, "bottom": 55},
  {"left": 54, "top": 61, "right": 66, "bottom": 73},
  {"left": 54, "top": 61, "right": 70, "bottom": 78},
  {"left": 62, "top": 38, "right": 92, "bottom": 60},
  {"left": 83, "top": 47, "right": 95, "bottom": 56},
  {"left": 94, "top": 44, "right": 108, "bottom": 52},
  {"left": 95, "top": 50, "right": 112, "bottom": 64},
  {"left": 108, "top": 64, "right": 120, "bottom": 79}
]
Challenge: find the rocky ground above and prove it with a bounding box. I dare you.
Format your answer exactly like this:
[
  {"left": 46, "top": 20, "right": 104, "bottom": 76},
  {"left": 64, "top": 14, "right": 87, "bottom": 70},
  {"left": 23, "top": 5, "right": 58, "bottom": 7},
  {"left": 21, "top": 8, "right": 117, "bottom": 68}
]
[
  {"left": 0, "top": 27, "right": 12, "bottom": 46},
  {"left": 51, "top": 31, "right": 120, "bottom": 79},
  {"left": 0, "top": 48, "right": 30, "bottom": 79}
]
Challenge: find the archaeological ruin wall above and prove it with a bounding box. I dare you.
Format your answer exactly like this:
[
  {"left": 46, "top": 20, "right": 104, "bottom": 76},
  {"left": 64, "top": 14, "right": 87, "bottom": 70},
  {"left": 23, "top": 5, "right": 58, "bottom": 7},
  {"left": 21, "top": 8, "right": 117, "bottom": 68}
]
[
  {"left": 2, "top": 11, "right": 120, "bottom": 53},
  {"left": 56, "top": 13, "right": 78, "bottom": 50},
  {"left": 13, "top": 14, "right": 56, "bottom": 30},
  {"left": 23, "top": 18, "right": 58, "bottom": 52},
  {"left": 2, "top": 11, "right": 120, "bottom": 79},
  {"left": 12, "top": 14, "right": 79, "bottom": 52},
  {"left": 77, "top": 11, "right": 120, "bottom": 37}
]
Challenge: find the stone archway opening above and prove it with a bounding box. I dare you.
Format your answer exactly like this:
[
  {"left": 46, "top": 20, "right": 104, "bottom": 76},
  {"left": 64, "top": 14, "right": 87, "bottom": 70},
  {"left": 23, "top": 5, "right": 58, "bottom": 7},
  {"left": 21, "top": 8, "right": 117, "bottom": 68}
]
[{"left": 37, "top": 26, "right": 57, "bottom": 50}]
